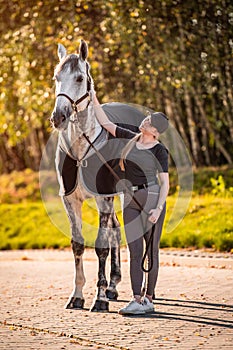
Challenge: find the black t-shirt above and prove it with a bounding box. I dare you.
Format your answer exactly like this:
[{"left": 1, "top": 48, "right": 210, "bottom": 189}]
[{"left": 116, "top": 126, "right": 168, "bottom": 186}]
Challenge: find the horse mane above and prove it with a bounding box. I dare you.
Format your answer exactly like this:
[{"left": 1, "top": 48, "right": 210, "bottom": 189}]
[{"left": 55, "top": 54, "right": 81, "bottom": 75}]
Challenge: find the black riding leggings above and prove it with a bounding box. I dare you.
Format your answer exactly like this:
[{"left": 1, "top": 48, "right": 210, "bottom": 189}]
[{"left": 123, "top": 185, "right": 166, "bottom": 296}]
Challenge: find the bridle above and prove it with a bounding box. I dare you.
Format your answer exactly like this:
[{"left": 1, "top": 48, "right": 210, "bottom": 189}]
[{"left": 56, "top": 62, "right": 92, "bottom": 112}]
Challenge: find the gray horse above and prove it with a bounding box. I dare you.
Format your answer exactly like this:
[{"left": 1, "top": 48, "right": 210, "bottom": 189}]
[{"left": 50, "top": 40, "right": 147, "bottom": 312}]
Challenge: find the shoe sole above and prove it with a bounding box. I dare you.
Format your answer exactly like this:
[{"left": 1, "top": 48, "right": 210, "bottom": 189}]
[
  {"left": 144, "top": 309, "right": 155, "bottom": 314},
  {"left": 119, "top": 310, "right": 145, "bottom": 315}
]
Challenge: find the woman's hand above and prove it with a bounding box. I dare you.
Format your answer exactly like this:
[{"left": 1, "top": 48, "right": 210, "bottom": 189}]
[{"left": 148, "top": 208, "right": 162, "bottom": 224}]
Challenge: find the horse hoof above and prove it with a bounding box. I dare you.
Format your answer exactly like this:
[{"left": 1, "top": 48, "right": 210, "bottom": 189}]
[
  {"left": 106, "top": 289, "right": 118, "bottom": 300},
  {"left": 65, "top": 297, "right": 85, "bottom": 309},
  {"left": 90, "top": 299, "right": 109, "bottom": 312}
]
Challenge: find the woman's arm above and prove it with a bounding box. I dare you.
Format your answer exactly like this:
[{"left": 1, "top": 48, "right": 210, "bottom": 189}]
[
  {"left": 156, "top": 172, "right": 169, "bottom": 209},
  {"left": 148, "top": 172, "right": 169, "bottom": 224},
  {"left": 93, "top": 95, "right": 117, "bottom": 137}
]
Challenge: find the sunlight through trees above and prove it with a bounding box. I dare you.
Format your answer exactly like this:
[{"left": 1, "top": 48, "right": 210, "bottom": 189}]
[{"left": 0, "top": 0, "right": 232, "bottom": 172}]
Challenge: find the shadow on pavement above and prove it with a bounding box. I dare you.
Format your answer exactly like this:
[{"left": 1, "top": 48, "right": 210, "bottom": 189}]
[
  {"left": 155, "top": 297, "right": 233, "bottom": 312},
  {"left": 117, "top": 298, "right": 233, "bottom": 328}
]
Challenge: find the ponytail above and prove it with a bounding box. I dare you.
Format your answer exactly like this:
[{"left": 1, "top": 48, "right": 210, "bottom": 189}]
[{"left": 119, "top": 132, "right": 142, "bottom": 171}]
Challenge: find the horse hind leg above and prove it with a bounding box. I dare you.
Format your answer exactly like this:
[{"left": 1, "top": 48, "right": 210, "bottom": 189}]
[
  {"left": 90, "top": 197, "right": 113, "bottom": 312},
  {"left": 106, "top": 212, "right": 121, "bottom": 300},
  {"left": 91, "top": 244, "right": 110, "bottom": 312}
]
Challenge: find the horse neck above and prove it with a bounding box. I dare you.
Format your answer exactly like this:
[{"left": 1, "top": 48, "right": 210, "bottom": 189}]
[{"left": 60, "top": 104, "right": 102, "bottom": 160}]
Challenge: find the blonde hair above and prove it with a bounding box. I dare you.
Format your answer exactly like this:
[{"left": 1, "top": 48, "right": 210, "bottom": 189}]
[{"left": 119, "top": 132, "right": 142, "bottom": 171}]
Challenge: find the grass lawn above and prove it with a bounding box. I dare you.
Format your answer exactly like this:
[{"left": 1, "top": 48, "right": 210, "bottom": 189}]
[
  {"left": 161, "top": 195, "right": 233, "bottom": 251},
  {"left": 0, "top": 202, "right": 70, "bottom": 249},
  {"left": 0, "top": 195, "right": 232, "bottom": 252}
]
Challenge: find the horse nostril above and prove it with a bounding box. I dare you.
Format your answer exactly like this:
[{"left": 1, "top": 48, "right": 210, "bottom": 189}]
[
  {"left": 50, "top": 112, "right": 66, "bottom": 128},
  {"left": 50, "top": 112, "right": 55, "bottom": 122},
  {"left": 50, "top": 115, "right": 58, "bottom": 128},
  {"left": 53, "top": 120, "right": 58, "bottom": 128}
]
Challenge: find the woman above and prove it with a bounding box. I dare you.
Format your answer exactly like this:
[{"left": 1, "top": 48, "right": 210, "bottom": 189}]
[{"left": 93, "top": 95, "right": 169, "bottom": 315}]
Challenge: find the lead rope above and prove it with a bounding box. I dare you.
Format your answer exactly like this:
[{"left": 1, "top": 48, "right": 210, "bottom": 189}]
[{"left": 82, "top": 133, "right": 155, "bottom": 274}]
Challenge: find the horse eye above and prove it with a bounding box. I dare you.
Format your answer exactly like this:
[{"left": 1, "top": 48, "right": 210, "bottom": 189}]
[{"left": 76, "top": 75, "right": 84, "bottom": 83}]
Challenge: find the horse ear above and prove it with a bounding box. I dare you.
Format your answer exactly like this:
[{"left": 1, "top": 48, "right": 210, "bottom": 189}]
[
  {"left": 79, "top": 40, "right": 88, "bottom": 61},
  {"left": 58, "top": 44, "right": 67, "bottom": 61}
]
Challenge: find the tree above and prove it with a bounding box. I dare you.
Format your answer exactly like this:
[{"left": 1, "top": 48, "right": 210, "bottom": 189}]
[{"left": 0, "top": 0, "right": 232, "bottom": 172}]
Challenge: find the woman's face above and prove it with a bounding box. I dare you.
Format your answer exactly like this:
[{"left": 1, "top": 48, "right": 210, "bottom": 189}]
[{"left": 139, "top": 116, "right": 158, "bottom": 136}]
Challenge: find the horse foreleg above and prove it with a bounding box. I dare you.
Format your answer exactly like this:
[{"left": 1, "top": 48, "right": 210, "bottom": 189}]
[
  {"left": 65, "top": 239, "right": 85, "bottom": 309},
  {"left": 106, "top": 212, "right": 121, "bottom": 300},
  {"left": 62, "top": 195, "right": 86, "bottom": 310},
  {"left": 90, "top": 229, "right": 110, "bottom": 312}
]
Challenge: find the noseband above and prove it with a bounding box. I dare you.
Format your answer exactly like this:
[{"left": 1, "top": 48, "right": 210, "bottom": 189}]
[{"left": 56, "top": 62, "right": 92, "bottom": 112}]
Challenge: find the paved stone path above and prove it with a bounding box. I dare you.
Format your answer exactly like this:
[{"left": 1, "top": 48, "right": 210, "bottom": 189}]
[{"left": 0, "top": 248, "right": 232, "bottom": 349}]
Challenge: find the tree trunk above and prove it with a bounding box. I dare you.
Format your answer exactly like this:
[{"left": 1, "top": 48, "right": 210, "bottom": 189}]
[
  {"left": 192, "top": 87, "right": 232, "bottom": 165},
  {"left": 176, "top": 13, "right": 200, "bottom": 165},
  {"left": 164, "top": 93, "right": 190, "bottom": 148}
]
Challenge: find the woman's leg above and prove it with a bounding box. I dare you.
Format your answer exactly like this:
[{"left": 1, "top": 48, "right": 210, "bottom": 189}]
[
  {"left": 144, "top": 205, "right": 166, "bottom": 297},
  {"left": 123, "top": 205, "right": 144, "bottom": 297}
]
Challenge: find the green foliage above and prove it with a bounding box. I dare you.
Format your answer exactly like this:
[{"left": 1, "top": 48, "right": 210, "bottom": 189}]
[
  {"left": 210, "top": 175, "right": 233, "bottom": 197},
  {"left": 0, "top": 195, "right": 232, "bottom": 252},
  {"left": 0, "top": 0, "right": 233, "bottom": 172},
  {"left": 0, "top": 168, "right": 40, "bottom": 203},
  {"left": 192, "top": 166, "right": 233, "bottom": 195},
  {"left": 210, "top": 175, "right": 226, "bottom": 195},
  {"left": 0, "top": 168, "right": 232, "bottom": 251},
  {"left": 0, "top": 202, "right": 70, "bottom": 250},
  {"left": 1, "top": 166, "right": 232, "bottom": 204},
  {"left": 161, "top": 196, "right": 233, "bottom": 252}
]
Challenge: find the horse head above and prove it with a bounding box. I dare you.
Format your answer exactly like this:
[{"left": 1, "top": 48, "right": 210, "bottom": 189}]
[{"left": 51, "top": 40, "right": 93, "bottom": 130}]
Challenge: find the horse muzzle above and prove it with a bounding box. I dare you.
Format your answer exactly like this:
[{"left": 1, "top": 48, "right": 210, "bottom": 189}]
[{"left": 50, "top": 110, "right": 68, "bottom": 129}]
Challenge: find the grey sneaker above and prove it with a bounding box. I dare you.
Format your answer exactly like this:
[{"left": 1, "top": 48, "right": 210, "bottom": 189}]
[
  {"left": 143, "top": 297, "right": 154, "bottom": 313},
  {"left": 119, "top": 300, "right": 145, "bottom": 315}
]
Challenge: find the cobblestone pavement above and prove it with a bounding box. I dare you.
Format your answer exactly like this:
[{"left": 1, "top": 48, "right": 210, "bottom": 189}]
[{"left": 0, "top": 248, "right": 232, "bottom": 350}]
